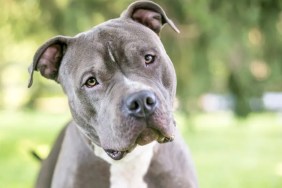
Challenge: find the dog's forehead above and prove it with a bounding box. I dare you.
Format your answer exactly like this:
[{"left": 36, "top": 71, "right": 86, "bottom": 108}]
[
  {"left": 61, "top": 19, "right": 163, "bottom": 75},
  {"left": 75, "top": 18, "right": 161, "bottom": 50}
]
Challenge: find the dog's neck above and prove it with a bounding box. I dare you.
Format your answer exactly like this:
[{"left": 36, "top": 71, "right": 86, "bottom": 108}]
[{"left": 93, "top": 142, "right": 156, "bottom": 188}]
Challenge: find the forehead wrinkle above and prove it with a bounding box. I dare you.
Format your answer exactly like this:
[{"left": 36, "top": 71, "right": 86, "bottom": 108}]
[{"left": 106, "top": 41, "right": 117, "bottom": 64}]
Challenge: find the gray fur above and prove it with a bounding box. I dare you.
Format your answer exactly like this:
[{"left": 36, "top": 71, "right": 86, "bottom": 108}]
[{"left": 29, "top": 1, "right": 198, "bottom": 188}]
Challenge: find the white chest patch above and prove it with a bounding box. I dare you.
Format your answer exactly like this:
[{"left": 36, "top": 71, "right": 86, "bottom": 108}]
[{"left": 94, "top": 142, "right": 156, "bottom": 188}]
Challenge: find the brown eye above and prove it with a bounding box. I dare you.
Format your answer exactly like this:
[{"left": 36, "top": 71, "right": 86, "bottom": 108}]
[
  {"left": 144, "top": 54, "right": 155, "bottom": 65},
  {"left": 85, "top": 77, "right": 98, "bottom": 88}
]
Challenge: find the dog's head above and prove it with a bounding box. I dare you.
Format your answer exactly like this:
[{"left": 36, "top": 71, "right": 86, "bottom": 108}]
[{"left": 28, "top": 0, "right": 179, "bottom": 160}]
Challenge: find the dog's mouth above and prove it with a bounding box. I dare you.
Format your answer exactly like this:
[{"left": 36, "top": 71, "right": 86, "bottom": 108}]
[
  {"left": 104, "top": 149, "right": 127, "bottom": 160},
  {"left": 103, "top": 128, "right": 174, "bottom": 160}
]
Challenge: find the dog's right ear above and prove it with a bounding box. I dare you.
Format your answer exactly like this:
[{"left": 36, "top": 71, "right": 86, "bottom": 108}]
[
  {"left": 121, "top": 0, "right": 180, "bottom": 35},
  {"left": 28, "top": 36, "right": 71, "bottom": 88}
]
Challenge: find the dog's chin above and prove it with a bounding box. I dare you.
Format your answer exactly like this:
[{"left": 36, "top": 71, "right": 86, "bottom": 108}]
[
  {"left": 103, "top": 128, "right": 175, "bottom": 160},
  {"left": 102, "top": 143, "right": 136, "bottom": 160},
  {"left": 103, "top": 149, "right": 127, "bottom": 160}
]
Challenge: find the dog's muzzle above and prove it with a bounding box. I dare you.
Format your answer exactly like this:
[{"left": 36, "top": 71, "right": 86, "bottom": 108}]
[{"left": 102, "top": 90, "right": 175, "bottom": 160}]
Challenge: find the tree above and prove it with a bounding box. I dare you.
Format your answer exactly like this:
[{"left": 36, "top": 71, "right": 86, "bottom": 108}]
[{"left": 1, "top": 0, "right": 281, "bottom": 116}]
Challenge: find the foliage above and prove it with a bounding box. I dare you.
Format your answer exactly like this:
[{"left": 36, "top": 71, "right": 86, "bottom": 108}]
[
  {"left": 0, "top": 0, "right": 282, "bottom": 116},
  {"left": 161, "top": 0, "right": 282, "bottom": 116}
]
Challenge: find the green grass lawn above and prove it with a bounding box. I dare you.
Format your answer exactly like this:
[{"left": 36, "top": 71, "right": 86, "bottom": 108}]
[{"left": 1, "top": 110, "right": 282, "bottom": 188}]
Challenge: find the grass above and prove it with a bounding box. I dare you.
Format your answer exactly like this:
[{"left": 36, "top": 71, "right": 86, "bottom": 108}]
[
  {"left": 177, "top": 112, "right": 282, "bottom": 188},
  {"left": 0, "top": 110, "right": 70, "bottom": 188},
  {"left": 0, "top": 110, "right": 282, "bottom": 188}
]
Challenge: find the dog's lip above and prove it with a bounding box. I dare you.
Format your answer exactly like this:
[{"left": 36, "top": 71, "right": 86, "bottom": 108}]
[
  {"left": 136, "top": 127, "right": 175, "bottom": 145},
  {"left": 136, "top": 128, "right": 159, "bottom": 146},
  {"left": 157, "top": 134, "right": 175, "bottom": 143}
]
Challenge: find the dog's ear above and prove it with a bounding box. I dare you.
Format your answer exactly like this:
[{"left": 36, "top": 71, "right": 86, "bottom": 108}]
[
  {"left": 28, "top": 36, "right": 71, "bottom": 88},
  {"left": 121, "top": 0, "right": 180, "bottom": 35}
]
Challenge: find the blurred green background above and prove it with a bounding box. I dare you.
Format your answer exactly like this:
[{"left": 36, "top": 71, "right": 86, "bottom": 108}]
[{"left": 1, "top": 0, "right": 282, "bottom": 187}]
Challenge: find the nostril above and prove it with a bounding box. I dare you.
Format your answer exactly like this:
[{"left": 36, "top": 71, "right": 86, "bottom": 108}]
[
  {"left": 128, "top": 101, "right": 140, "bottom": 111},
  {"left": 145, "top": 96, "right": 156, "bottom": 106}
]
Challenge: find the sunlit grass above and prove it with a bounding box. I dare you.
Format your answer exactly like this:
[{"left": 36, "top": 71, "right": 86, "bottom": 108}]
[
  {"left": 0, "top": 110, "right": 281, "bottom": 188},
  {"left": 177, "top": 112, "right": 282, "bottom": 188},
  {"left": 0, "top": 110, "right": 70, "bottom": 188}
]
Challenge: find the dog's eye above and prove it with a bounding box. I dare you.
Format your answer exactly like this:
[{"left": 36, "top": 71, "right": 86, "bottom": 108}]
[
  {"left": 85, "top": 77, "right": 98, "bottom": 88},
  {"left": 144, "top": 54, "right": 155, "bottom": 65}
]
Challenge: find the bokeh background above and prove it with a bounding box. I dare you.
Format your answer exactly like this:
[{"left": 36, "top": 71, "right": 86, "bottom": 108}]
[{"left": 1, "top": 0, "right": 282, "bottom": 187}]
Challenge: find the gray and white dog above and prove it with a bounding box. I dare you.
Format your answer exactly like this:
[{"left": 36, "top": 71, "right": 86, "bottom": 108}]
[{"left": 28, "top": 1, "right": 198, "bottom": 188}]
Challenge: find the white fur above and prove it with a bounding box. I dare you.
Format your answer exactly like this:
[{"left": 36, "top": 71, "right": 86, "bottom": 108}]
[
  {"left": 94, "top": 142, "right": 156, "bottom": 188},
  {"left": 123, "top": 77, "right": 151, "bottom": 91}
]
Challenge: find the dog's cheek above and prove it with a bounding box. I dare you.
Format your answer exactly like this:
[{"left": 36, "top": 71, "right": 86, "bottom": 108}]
[
  {"left": 93, "top": 106, "right": 118, "bottom": 146},
  {"left": 69, "top": 102, "right": 88, "bottom": 129},
  {"left": 68, "top": 98, "right": 102, "bottom": 144},
  {"left": 67, "top": 92, "right": 98, "bottom": 131},
  {"left": 149, "top": 105, "right": 175, "bottom": 136},
  {"left": 97, "top": 112, "right": 145, "bottom": 150},
  {"left": 160, "top": 58, "right": 177, "bottom": 99}
]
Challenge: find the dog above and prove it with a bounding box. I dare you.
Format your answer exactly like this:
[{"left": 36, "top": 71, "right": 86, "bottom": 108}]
[{"left": 28, "top": 1, "right": 198, "bottom": 187}]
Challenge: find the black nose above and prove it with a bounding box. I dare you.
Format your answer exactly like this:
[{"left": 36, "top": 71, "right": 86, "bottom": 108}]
[{"left": 125, "top": 90, "right": 157, "bottom": 118}]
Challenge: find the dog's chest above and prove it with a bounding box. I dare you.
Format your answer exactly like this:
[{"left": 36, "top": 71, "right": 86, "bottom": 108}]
[{"left": 94, "top": 143, "right": 156, "bottom": 188}]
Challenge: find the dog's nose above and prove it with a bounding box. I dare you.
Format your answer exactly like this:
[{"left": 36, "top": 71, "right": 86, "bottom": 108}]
[{"left": 125, "top": 90, "right": 157, "bottom": 118}]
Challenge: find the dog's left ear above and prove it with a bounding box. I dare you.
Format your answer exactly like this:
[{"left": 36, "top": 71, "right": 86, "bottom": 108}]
[
  {"left": 121, "top": 0, "right": 180, "bottom": 35},
  {"left": 27, "top": 36, "right": 72, "bottom": 88}
]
